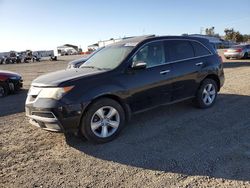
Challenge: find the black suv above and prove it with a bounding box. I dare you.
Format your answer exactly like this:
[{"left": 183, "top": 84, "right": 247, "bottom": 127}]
[{"left": 25, "top": 36, "right": 224, "bottom": 143}]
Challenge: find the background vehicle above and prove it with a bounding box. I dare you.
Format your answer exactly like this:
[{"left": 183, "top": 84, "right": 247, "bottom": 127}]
[
  {"left": 26, "top": 36, "right": 224, "bottom": 143},
  {"left": 0, "top": 70, "right": 23, "bottom": 97},
  {"left": 67, "top": 47, "right": 104, "bottom": 69},
  {"left": 224, "top": 44, "right": 250, "bottom": 59}
]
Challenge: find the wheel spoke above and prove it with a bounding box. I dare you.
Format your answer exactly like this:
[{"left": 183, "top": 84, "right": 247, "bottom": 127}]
[
  {"left": 96, "top": 108, "right": 105, "bottom": 119},
  {"left": 203, "top": 88, "right": 208, "bottom": 95},
  {"left": 207, "top": 84, "right": 212, "bottom": 91},
  {"left": 108, "top": 120, "right": 119, "bottom": 128},
  {"left": 209, "top": 89, "right": 215, "bottom": 95},
  {"left": 91, "top": 121, "right": 102, "bottom": 130},
  {"left": 101, "top": 126, "right": 108, "bottom": 137},
  {"left": 106, "top": 108, "right": 117, "bottom": 119},
  {"left": 203, "top": 94, "right": 208, "bottom": 103},
  {"left": 207, "top": 96, "right": 212, "bottom": 103}
]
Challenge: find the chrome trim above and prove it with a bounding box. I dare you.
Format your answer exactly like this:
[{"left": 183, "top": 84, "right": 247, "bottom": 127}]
[
  {"left": 160, "top": 70, "right": 170, "bottom": 74},
  {"left": 195, "top": 62, "right": 204, "bottom": 66}
]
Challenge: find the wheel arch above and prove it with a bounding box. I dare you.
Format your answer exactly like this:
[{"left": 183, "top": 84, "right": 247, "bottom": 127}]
[
  {"left": 81, "top": 94, "right": 132, "bottom": 124},
  {"left": 201, "top": 74, "right": 221, "bottom": 91}
]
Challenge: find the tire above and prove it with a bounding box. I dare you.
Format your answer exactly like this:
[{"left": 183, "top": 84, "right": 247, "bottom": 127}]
[
  {"left": 80, "top": 98, "right": 125, "bottom": 143},
  {"left": 0, "top": 82, "right": 9, "bottom": 97},
  {"left": 193, "top": 79, "right": 218, "bottom": 109},
  {"left": 243, "top": 53, "right": 248, "bottom": 59}
]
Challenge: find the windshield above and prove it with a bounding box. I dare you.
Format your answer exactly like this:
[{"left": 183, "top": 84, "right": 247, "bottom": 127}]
[{"left": 80, "top": 45, "right": 133, "bottom": 70}]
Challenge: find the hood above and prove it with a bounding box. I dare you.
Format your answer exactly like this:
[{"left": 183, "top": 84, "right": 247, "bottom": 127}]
[
  {"left": 0, "top": 70, "right": 21, "bottom": 77},
  {"left": 32, "top": 67, "right": 106, "bottom": 87}
]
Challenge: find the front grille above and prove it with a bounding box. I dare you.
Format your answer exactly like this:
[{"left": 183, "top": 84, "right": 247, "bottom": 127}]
[{"left": 31, "top": 112, "right": 55, "bottom": 118}]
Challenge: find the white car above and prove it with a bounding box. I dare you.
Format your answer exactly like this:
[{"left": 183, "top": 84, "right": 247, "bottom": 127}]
[{"left": 224, "top": 44, "right": 250, "bottom": 59}]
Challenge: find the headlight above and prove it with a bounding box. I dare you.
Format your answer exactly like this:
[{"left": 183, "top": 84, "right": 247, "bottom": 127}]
[{"left": 38, "top": 86, "right": 74, "bottom": 100}]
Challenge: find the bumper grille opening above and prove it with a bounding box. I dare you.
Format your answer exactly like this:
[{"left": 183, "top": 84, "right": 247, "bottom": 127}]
[{"left": 32, "top": 112, "right": 55, "bottom": 118}]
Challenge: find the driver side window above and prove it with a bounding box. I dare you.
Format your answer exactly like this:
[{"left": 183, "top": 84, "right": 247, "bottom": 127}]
[{"left": 132, "top": 41, "right": 165, "bottom": 68}]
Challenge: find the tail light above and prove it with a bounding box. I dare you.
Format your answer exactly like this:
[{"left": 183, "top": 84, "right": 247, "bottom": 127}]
[
  {"left": 235, "top": 48, "right": 242, "bottom": 52},
  {"left": 224, "top": 50, "right": 227, "bottom": 52}
]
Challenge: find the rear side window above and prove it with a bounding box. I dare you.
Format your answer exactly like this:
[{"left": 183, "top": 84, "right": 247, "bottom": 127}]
[
  {"left": 191, "top": 41, "right": 211, "bottom": 56},
  {"left": 164, "top": 40, "right": 194, "bottom": 62}
]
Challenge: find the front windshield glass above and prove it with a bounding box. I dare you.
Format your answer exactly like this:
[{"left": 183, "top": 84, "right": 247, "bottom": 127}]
[{"left": 80, "top": 45, "right": 133, "bottom": 70}]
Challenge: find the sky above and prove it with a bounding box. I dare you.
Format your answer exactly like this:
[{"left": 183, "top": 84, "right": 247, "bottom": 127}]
[{"left": 0, "top": 0, "right": 250, "bottom": 52}]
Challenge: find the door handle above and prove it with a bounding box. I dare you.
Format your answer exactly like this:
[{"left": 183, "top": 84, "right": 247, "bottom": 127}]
[
  {"left": 160, "top": 70, "right": 170, "bottom": 74},
  {"left": 196, "top": 62, "right": 204, "bottom": 66}
]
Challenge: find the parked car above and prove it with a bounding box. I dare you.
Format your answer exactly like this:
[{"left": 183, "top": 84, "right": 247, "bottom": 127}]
[
  {"left": 224, "top": 44, "right": 250, "bottom": 59},
  {"left": 25, "top": 36, "right": 224, "bottom": 143},
  {"left": 67, "top": 47, "right": 104, "bottom": 69},
  {"left": 0, "top": 70, "right": 23, "bottom": 97}
]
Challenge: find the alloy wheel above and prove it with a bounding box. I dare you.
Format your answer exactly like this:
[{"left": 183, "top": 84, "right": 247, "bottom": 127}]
[
  {"left": 90, "top": 106, "right": 120, "bottom": 138},
  {"left": 202, "top": 84, "right": 216, "bottom": 105}
]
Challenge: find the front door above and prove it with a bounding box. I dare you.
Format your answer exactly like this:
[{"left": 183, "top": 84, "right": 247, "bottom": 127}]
[{"left": 123, "top": 41, "right": 173, "bottom": 112}]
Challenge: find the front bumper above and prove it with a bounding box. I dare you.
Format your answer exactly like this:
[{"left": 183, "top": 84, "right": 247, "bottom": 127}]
[
  {"left": 25, "top": 98, "right": 84, "bottom": 133},
  {"left": 26, "top": 108, "right": 63, "bottom": 132}
]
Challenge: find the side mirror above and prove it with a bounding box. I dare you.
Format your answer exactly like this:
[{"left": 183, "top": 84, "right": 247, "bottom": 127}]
[{"left": 132, "top": 61, "right": 147, "bottom": 70}]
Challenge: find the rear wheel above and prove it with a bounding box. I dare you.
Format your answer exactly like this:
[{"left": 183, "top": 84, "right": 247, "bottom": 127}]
[
  {"left": 193, "top": 79, "right": 218, "bottom": 108},
  {"left": 80, "top": 98, "right": 125, "bottom": 143}
]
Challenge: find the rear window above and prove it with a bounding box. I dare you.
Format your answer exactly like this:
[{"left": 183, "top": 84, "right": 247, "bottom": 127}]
[
  {"left": 164, "top": 40, "right": 194, "bottom": 62},
  {"left": 191, "top": 41, "right": 211, "bottom": 56}
]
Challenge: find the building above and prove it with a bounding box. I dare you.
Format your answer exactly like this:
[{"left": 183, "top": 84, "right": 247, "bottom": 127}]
[
  {"left": 57, "top": 44, "right": 79, "bottom": 55},
  {"left": 87, "top": 38, "right": 123, "bottom": 51}
]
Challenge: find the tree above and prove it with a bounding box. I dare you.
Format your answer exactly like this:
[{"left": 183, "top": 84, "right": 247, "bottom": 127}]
[{"left": 224, "top": 28, "right": 244, "bottom": 42}]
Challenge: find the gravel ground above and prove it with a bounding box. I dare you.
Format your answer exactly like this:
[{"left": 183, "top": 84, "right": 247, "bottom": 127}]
[{"left": 0, "top": 54, "right": 250, "bottom": 188}]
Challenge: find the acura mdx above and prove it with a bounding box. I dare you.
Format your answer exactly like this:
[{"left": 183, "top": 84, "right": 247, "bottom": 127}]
[{"left": 25, "top": 36, "right": 224, "bottom": 143}]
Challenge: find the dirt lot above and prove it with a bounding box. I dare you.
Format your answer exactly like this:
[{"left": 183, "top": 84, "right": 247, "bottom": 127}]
[{"left": 0, "top": 54, "right": 250, "bottom": 188}]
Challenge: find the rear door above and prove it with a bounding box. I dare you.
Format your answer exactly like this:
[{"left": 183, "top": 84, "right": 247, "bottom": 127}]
[{"left": 165, "top": 40, "right": 212, "bottom": 101}]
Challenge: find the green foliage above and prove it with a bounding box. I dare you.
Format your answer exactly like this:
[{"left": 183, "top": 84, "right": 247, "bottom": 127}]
[{"left": 224, "top": 28, "right": 249, "bottom": 43}]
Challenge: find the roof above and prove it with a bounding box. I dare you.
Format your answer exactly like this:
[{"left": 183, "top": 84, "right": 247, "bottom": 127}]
[{"left": 110, "top": 35, "right": 210, "bottom": 47}]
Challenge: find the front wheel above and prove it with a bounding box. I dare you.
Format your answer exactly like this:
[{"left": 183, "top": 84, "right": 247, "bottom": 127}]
[
  {"left": 193, "top": 79, "right": 218, "bottom": 108},
  {"left": 80, "top": 98, "right": 125, "bottom": 143},
  {"left": 0, "top": 82, "right": 9, "bottom": 97}
]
